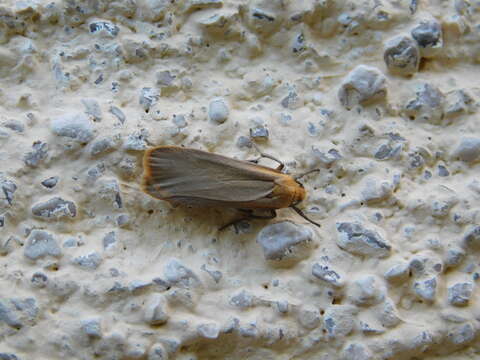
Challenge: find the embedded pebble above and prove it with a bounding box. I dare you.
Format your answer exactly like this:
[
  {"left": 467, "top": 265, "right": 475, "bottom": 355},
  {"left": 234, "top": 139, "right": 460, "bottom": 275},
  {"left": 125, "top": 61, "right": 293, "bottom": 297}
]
[
  {"left": 347, "top": 275, "right": 385, "bottom": 306},
  {"left": 256, "top": 221, "right": 314, "bottom": 262},
  {"left": 50, "top": 113, "right": 94, "bottom": 143},
  {"left": 41, "top": 176, "right": 59, "bottom": 188},
  {"left": 336, "top": 222, "right": 391, "bottom": 258},
  {"left": 452, "top": 138, "right": 480, "bottom": 163},
  {"left": 31, "top": 197, "right": 77, "bottom": 219},
  {"left": 448, "top": 282, "right": 473, "bottom": 306},
  {"left": 383, "top": 35, "right": 420, "bottom": 76},
  {"left": 384, "top": 262, "right": 410, "bottom": 283},
  {"left": 89, "top": 136, "right": 118, "bottom": 156},
  {"left": 341, "top": 343, "right": 372, "bottom": 360},
  {"left": 164, "top": 258, "right": 200, "bottom": 287},
  {"left": 208, "top": 98, "right": 229, "bottom": 124},
  {"left": 144, "top": 294, "right": 169, "bottom": 325},
  {"left": 81, "top": 318, "right": 102, "bottom": 338},
  {"left": 82, "top": 98, "right": 102, "bottom": 122},
  {"left": 411, "top": 19, "right": 443, "bottom": 57},
  {"left": 338, "top": 65, "right": 387, "bottom": 110},
  {"left": 323, "top": 305, "right": 356, "bottom": 338},
  {"left": 24, "top": 230, "right": 61, "bottom": 260},
  {"left": 197, "top": 322, "right": 220, "bottom": 339},
  {"left": 73, "top": 252, "right": 102, "bottom": 270},
  {"left": 404, "top": 82, "right": 445, "bottom": 124},
  {"left": 24, "top": 141, "right": 48, "bottom": 167},
  {"left": 312, "top": 262, "right": 345, "bottom": 288},
  {"left": 413, "top": 277, "right": 437, "bottom": 303}
]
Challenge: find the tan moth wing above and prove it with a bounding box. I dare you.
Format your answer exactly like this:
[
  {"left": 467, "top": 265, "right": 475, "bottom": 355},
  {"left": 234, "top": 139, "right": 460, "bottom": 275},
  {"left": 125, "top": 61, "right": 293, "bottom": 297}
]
[{"left": 142, "top": 146, "right": 281, "bottom": 206}]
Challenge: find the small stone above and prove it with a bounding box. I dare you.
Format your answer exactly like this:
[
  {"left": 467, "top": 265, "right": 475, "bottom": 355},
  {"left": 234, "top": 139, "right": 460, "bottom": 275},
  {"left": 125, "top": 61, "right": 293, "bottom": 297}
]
[
  {"left": 129, "top": 280, "right": 151, "bottom": 293},
  {"left": 164, "top": 258, "right": 199, "bottom": 287},
  {"left": 0, "top": 353, "right": 20, "bottom": 360},
  {"left": 292, "top": 33, "right": 306, "bottom": 53},
  {"left": 24, "top": 230, "right": 61, "bottom": 260},
  {"left": 444, "top": 248, "right": 465, "bottom": 268},
  {"left": 413, "top": 277, "right": 437, "bottom": 303},
  {"left": 249, "top": 125, "right": 269, "bottom": 141},
  {"left": 90, "top": 137, "right": 117, "bottom": 156},
  {"left": 109, "top": 106, "right": 126, "bottom": 124},
  {"left": 281, "top": 89, "right": 300, "bottom": 110},
  {"left": 384, "top": 262, "right": 409, "bottom": 283},
  {"left": 452, "top": 138, "right": 480, "bottom": 163},
  {"left": 144, "top": 294, "right": 169, "bottom": 325},
  {"left": 230, "top": 290, "right": 254, "bottom": 309},
  {"left": 73, "top": 252, "right": 102, "bottom": 270},
  {"left": 296, "top": 306, "right": 320, "bottom": 329},
  {"left": 1, "top": 177, "right": 17, "bottom": 205},
  {"left": 31, "top": 197, "right": 77, "bottom": 220},
  {"left": 197, "top": 323, "right": 220, "bottom": 339},
  {"left": 360, "top": 321, "right": 384, "bottom": 335},
  {"left": 448, "top": 323, "right": 475, "bottom": 345},
  {"left": 3, "top": 119, "right": 24, "bottom": 132},
  {"left": 438, "top": 165, "right": 449, "bottom": 177},
  {"left": 82, "top": 318, "right": 102, "bottom": 338},
  {"left": 336, "top": 222, "right": 391, "bottom": 258},
  {"left": 103, "top": 231, "right": 116, "bottom": 250},
  {"left": 445, "top": 90, "right": 475, "bottom": 118},
  {"left": 348, "top": 275, "right": 385, "bottom": 306},
  {"left": 116, "top": 214, "right": 130, "bottom": 227},
  {"left": 411, "top": 19, "right": 443, "bottom": 57},
  {"left": 156, "top": 70, "right": 176, "bottom": 87},
  {"left": 51, "top": 113, "right": 94, "bottom": 143},
  {"left": 24, "top": 141, "right": 48, "bottom": 167},
  {"left": 123, "top": 129, "right": 149, "bottom": 151},
  {"left": 81, "top": 98, "right": 102, "bottom": 122},
  {"left": 41, "top": 176, "right": 59, "bottom": 188},
  {"left": 200, "top": 264, "right": 222, "bottom": 283},
  {"left": 384, "top": 35, "right": 419, "bottom": 76},
  {"left": 375, "top": 299, "right": 401, "bottom": 328},
  {"left": 208, "top": 98, "right": 229, "bottom": 124},
  {"left": 404, "top": 82, "right": 445, "bottom": 124},
  {"left": 139, "top": 88, "right": 159, "bottom": 112},
  {"left": 89, "top": 21, "right": 119, "bottom": 37},
  {"left": 31, "top": 272, "right": 48, "bottom": 288},
  {"left": 338, "top": 65, "right": 387, "bottom": 110},
  {"left": 360, "top": 177, "right": 393, "bottom": 203},
  {"left": 236, "top": 136, "right": 252, "bottom": 148},
  {"left": 312, "top": 262, "right": 345, "bottom": 288},
  {"left": 448, "top": 282, "right": 473, "bottom": 306},
  {"left": 256, "top": 221, "right": 314, "bottom": 261},
  {"left": 323, "top": 305, "right": 356, "bottom": 338},
  {"left": 341, "top": 343, "right": 372, "bottom": 360},
  {"left": 148, "top": 343, "right": 168, "bottom": 360}
]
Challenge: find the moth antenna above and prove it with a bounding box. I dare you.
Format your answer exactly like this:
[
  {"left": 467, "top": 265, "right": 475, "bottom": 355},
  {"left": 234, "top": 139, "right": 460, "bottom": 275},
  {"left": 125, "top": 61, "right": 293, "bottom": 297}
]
[
  {"left": 294, "top": 169, "right": 320, "bottom": 181},
  {"left": 120, "top": 182, "right": 141, "bottom": 193},
  {"left": 250, "top": 141, "right": 284, "bottom": 168},
  {"left": 291, "top": 206, "right": 321, "bottom": 228}
]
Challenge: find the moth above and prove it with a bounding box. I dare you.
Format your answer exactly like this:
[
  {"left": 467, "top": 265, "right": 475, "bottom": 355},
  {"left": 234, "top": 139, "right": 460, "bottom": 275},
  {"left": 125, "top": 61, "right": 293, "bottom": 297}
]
[{"left": 142, "top": 145, "right": 320, "bottom": 229}]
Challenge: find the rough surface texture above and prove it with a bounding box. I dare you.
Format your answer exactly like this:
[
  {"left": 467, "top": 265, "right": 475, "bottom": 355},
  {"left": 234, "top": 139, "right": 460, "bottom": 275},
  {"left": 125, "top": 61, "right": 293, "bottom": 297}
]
[{"left": 0, "top": 1, "right": 479, "bottom": 359}]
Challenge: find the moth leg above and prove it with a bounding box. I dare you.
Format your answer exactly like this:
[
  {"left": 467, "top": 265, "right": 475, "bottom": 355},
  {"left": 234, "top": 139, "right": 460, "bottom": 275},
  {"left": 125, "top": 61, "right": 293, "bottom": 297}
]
[
  {"left": 219, "top": 210, "right": 277, "bottom": 231},
  {"left": 251, "top": 143, "right": 284, "bottom": 170}
]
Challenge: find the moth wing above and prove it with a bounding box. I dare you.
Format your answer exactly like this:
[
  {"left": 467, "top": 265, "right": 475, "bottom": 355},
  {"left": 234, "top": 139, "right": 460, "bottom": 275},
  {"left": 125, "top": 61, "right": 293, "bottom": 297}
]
[{"left": 143, "top": 146, "right": 278, "bottom": 202}]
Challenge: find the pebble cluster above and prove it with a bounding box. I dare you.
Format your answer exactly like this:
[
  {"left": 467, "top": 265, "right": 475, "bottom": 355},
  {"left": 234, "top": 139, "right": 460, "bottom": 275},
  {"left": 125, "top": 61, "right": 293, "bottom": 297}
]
[{"left": 0, "top": 0, "right": 480, "bottom": 359}]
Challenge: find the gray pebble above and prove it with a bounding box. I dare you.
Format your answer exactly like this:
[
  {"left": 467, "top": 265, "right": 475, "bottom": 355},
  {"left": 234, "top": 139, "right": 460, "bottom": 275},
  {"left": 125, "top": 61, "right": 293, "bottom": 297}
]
[
  {"left": 323, "top": 305, "right": 356, "bottom": 338},
  {"left": 164, "top": 258, "right": 199, "bottom": 287},
  {"left": 249, "top": 125, "right": 269, "bottom": 141},
  {"left": 82, "top": 318, "right": 102, "bottom": 338},
  {"left": 97, "top": 178, "right": 122, "bottom": 209},
  {"left": 51, "top": 113, "right": 94, "bottom": 143},
  {"left": 197, "top": 323, "right": 220, "bottom": 339},
  {"left": 445, "top": 90, "right": 475, "bottom": 118},
  {"left": 41, "top": 176, "right": 59, "bottom": 188},
  {"left": 444, "top": 248, "right": 465, "bottom": 268},
  {"left": 0, "top": 299, "right": 22, "bottom": 329},
  {"left": 103, "top": 231, "right": 116, "bottom": 250},
  {"left": 256, "top": 221, "right": 313, "bottom": 261},
  {"left": 89, "top": 21, "right": 119, "bottom": 37},
  {"left": 1, "top": 177, "right": 17, "bottom": 205},
  {"left": 109, "top": 106, "right": 126, "bottom": 124},
  {"left": 208, "top": 98, "right": 229, "bottom": 124},
  {"left": 336, "top": 222, "right": 391, "bottom": 258},
  {"left": 0, "top": 353, "right": 20, "bottom": 360},
  {"left": 292, "top": 33, "right": 306, "bottom": 53},
  {"left": 81, "top": 98, "right": 102, "bottom": 122},
  {"left": 47, "top": 278, "right": 79, "bottom": 299},
  {"left": 236, "top": 136, "right": 252, "bottom": 148},
  {"left": 148, "top": 343, "right": 168, "bottom": 360},
  {"left": 73, "top": 252, "right": 102, "bottom": 270},
  {"left": 24, "top": 230, "right": 61, "bottom": 260},
  {"left": 230, "top": 290, "right": 254, "bottom": 309},
  {"left": 90, "top": 137, "right": 117, "bottom": 156},
  {"left": 404, "top": 82, "right": 445, "bottom": 123},
  {"left": 123, "top": 129, "right": 149, "bottom": 151},
  {"left": 312, "top": 262, "right": 345, "bottom": 288},
  {"left": 411, "top": 19, "right": 443, "bottom": 57},
  {"left": 338, "top": 65, "right": 387, "bottom": 110},
  {"left": 452, "top": 138, "right": 480, "bottom": 162},
  {"left": 463, "top": 225, "right": 480, "bottom": 248},
  {"left": 139, "top": 88, "right": 159, "bottom": 112},
  {"left": 31, "top": 272, "right": 48, "bottom": 288},
  {"left": 448, "top": 323, "right": 475, "bottom": 345},
  {"left": 0, "top": 215, "right": 4, "bottom": 228},
  {"left": 341, "top": 343, "right": 372, "bottom": 360},
  {"left": 24, "top": 141, "right": 48, "bottom": 167},
  {"left": 413, "top": 277, "right": 437, "bottom": 302},
  {"left": 296, "top": 306, "right": 320, "bottom": 329},
  {"left": 384, "top": 261, "right": 410, "bottom": 283},
  {"left": 32, "top": 197, "right": 77, "bottom": 219},
  {"left": 156, "top": 70, "right": 176, "bottom": 87},
  {"left": 349, "top": 275, "right": 386, "bottom": 306},
  {"left": 281, "top": 90, "right": 300, "bottom": 109},
  {"left": 448, "top": 282, "right": 473, "bottom": 306},
  {"left": 129, "top": 280, "right": 152, "bottom": 293},
  {"left": 384, "top": 35, "right": 419, "bottom": 76},
  {"left": 144, "top": 294, "right": 169, "bottom": 325},
  {"left": 3, "top": 119, "right": 24, "bottom": 133},
  {"left": 172, "top": 114, "right": 187, "bottom": 128},
  {"left": 376, "top": 299, "right": 401, "bottom": 328},
  {"left": 360, "top": 321, "right": 384, "bottom": 335},
  {"left": 116, "top": 214, "right": 130, "bottom": 227},
  {"left": 200, "top": 264, "right": 222, "bottom": 283},
  {"left": 312, "top": 148, "right": 342, "bottom": 165},
  {"left": 438, "top": 165, "right": 449, "bottom": 177}
]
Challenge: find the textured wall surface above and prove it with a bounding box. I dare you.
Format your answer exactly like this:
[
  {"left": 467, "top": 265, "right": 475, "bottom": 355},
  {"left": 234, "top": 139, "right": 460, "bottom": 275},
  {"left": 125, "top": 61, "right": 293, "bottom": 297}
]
[{"left": 1, "top": 0, "right": 480, "bottom": 359}]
